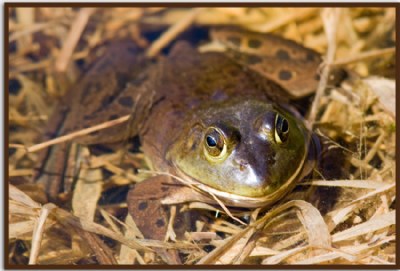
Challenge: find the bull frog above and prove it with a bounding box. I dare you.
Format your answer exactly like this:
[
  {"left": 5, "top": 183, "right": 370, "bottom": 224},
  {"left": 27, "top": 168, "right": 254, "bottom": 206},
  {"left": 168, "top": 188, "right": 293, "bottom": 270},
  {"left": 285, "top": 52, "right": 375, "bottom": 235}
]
[{"left": 33, "top": 27, "right": 334, "bottom": 253}]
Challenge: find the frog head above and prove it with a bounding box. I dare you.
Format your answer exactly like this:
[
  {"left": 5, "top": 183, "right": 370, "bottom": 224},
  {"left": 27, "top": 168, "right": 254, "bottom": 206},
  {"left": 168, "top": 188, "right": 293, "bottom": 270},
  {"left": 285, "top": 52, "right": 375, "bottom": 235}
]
[{"left": 167, "top": 99, "right": 319, "bottom": 207}]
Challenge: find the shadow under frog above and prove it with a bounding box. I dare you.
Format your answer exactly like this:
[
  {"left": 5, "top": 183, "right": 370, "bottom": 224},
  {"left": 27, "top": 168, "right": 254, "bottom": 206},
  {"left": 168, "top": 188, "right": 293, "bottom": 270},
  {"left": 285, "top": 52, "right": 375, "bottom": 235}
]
[{"left": 32, "top": 27, "right": 346, "bottom": 262}]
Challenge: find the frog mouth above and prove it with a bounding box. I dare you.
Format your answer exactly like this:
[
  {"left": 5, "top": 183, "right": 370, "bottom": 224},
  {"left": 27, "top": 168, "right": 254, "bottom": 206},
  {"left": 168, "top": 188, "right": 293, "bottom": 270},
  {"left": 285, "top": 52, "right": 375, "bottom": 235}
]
[
  {"left": 171, "top": 159, "right": 305, "bottom": 209},
  {"left": 170, "top": 133, "right": 320, "bottom": 209}
]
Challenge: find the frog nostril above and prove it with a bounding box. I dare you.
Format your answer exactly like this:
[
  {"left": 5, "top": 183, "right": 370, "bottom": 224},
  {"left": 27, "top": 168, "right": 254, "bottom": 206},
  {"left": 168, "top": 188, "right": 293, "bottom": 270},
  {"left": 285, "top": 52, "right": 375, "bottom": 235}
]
[
  {"left": 268, "top": 155, "right": 276, "bottom": 165},
  {"left": 267, "top": 149, "right": 277, "bottom": 165},
  {"left": 235, "top": 159, "right": 248, "bottom": 171}
]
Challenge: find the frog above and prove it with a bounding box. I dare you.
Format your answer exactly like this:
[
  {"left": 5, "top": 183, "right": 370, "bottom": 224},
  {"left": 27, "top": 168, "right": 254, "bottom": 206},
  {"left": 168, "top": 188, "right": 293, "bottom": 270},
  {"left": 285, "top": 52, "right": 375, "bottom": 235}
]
[{"left": 32, "top": 26, "right": 343, "bottom": 260}]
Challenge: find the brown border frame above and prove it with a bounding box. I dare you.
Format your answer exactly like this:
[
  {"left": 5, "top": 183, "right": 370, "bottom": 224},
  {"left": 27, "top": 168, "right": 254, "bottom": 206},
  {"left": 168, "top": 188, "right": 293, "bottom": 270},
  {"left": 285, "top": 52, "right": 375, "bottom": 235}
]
[{"left": 4, "top": 2, "right": 399, "bottom": 269}]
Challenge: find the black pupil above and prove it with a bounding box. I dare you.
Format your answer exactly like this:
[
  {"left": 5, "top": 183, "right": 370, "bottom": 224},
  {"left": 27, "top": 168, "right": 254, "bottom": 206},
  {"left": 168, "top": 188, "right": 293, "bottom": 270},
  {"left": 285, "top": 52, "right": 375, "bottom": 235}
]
[
  {"left": 277, "top": 116, "right": 289, "bottom": 133},
  {"left": 276, "top": 116, "right": 289, "bottom": 133},
  {"left": 206, "top": 135, "right": 217, "bottom": 147}
]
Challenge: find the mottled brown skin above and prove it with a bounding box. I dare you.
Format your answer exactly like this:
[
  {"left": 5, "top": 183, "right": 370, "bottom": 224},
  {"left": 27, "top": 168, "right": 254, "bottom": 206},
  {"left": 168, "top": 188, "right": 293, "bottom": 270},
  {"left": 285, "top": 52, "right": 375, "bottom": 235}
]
[
  {"left": 34, "top": 41, "right": 153, "bottom": 198},
  {"left": 33, "top": 28, "right": 332, "bottom": 261},
  {"left": 210, "top": 27, "right": 322, "bottom": 98},
  {"left": 211, "top": 27, "right": 347, "bottom": 97}
]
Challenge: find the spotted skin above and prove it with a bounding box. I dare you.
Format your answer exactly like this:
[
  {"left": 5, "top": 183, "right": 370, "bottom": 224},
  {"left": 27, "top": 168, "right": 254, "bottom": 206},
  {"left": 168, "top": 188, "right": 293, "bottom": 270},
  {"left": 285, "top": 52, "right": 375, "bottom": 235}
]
[
  {"left": 210, "top": 27, "right": 323, "bottom": 98},
  {"left": 127, "top": 176, "right": 191, "bottom": 241}
]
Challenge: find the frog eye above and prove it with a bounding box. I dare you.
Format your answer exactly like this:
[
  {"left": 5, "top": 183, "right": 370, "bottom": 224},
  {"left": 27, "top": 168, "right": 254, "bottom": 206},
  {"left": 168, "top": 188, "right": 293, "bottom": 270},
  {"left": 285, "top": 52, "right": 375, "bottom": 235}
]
[
  {"left": 204, "top": 127, "right": 228, "bottom": 161},
  {"left": 274, "top": 114, "right": 289, "bottom": 144}
]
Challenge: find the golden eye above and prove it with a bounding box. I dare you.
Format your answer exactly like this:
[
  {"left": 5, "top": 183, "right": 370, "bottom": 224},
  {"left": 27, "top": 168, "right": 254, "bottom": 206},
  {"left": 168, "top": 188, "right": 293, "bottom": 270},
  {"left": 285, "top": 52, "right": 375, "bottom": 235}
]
[
  {"left": 274, "top": 114, "right": 289, "bottom": 144},
  {"left": 204, "top": 127, "right": 227, "bottom": 161}
]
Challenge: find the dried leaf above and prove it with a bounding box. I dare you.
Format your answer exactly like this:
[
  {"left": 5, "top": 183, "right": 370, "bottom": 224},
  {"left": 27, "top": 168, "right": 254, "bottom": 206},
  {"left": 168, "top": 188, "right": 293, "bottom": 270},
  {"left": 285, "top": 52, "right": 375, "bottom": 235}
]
[
  {"left": 332, "top": 210, "right": 395, "bottom": 242},
  {"left": 364, "top": 76, "right": 395, "bottom": 117}
]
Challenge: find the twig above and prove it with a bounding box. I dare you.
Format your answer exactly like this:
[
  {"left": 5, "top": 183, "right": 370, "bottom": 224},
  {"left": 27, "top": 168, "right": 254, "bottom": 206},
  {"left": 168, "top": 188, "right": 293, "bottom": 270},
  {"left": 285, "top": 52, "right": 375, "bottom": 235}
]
[
  {"left": 29, "top": 203, "right": 57, "bottom": 264},
  {"left": 10, "top": 49, "right": 90, "bottom": 77},
  {"left": 55, "top": 8, "right": 95, "bottom": 72},
  {"left": 208, "top": 192, "right": 247, "bottom": 226},
  {"left": 331, "top": 47, "right": 395, "bottom": 66},
  {"left": 15, "top": 7, "right": 34, "bottom": 53},
  {"left": 9, "top": 143, "right": 28, "bottom": 150},
  {"left": 138, "top": 169, "right": 246, "bottom": 226},
  {"left": 9, "top": 21, "right": 59, "bottom": 42},
  {"left": 146, "top": 8, "right": 204, "bottom": 58},
  {"left": 259, "top": 8, "right": 318, "bottom": 32},
  {"left": 27, "top": 115, "right": 130, "bottom": 153},
  {"left": 308, "top": 8, "right": 341, "bottom": 128},
  {"left": 363, "top": 131, "right": 386, "bottom": 163},
  {"left": 76, "top": 228, "right": 118, "bottom": 264}
]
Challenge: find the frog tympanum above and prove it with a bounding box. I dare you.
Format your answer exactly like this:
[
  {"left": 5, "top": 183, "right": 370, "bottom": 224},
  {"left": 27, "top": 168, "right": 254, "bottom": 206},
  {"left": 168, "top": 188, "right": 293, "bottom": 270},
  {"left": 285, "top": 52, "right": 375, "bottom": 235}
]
[{"left": 33, "top": 27, "right": 343, "bottom": 261}]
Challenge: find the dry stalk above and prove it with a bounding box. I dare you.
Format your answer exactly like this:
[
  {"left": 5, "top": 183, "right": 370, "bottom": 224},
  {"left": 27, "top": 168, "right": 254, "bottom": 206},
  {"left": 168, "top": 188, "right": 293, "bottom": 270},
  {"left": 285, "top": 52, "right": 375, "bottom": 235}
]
[
  {"left": 332, "top": 47, "right": 395, "bottom": 66},
  {"left": 55, "top": 8, "right": 95, "bottom": 72},
  {"left": 29, "top": 203, "right": 57, "bottom": 264},
  {"left": 258, "top": 8, "right": 319, "bottom": 32},
  {"left": 308, "top": 8, "right": 341, "bottom": 127},
  {"left": 27, "top": 115, "right": 130, "bottom": 153},
  {"left": 146, "top": 8, "right": 204, "bottom": 58}
]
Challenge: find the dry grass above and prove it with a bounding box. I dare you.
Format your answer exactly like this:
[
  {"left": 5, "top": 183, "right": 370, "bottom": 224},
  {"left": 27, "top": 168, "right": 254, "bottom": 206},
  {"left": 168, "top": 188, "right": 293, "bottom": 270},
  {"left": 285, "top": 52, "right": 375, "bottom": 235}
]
[{"left": 8, "top": 7, "right": 396, "bottom": 265}]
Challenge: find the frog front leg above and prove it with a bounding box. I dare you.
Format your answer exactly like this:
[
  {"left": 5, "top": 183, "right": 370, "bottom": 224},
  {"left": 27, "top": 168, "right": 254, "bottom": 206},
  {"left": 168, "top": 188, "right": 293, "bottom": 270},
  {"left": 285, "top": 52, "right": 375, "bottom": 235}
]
[{"left": 127, "top": 175, "right": 197, "bottom": 264}]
